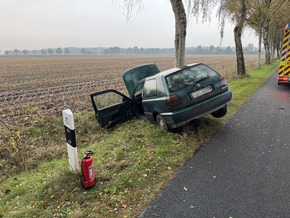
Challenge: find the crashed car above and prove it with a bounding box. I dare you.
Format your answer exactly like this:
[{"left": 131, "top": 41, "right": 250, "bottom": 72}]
[{"left": 90, "top": 63, "right": 232, "bottom": 131}]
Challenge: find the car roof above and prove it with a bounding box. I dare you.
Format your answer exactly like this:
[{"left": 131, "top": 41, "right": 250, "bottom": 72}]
[{"left": 145, "top": 63, "right": 200, "bottom": 80}]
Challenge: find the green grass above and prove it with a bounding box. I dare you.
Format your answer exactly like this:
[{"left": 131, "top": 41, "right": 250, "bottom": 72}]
[{"left": 0, "top": 63, "right": 278, "bottom": 218}]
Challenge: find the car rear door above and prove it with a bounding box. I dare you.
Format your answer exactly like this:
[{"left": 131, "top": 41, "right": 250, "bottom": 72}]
[
  {"left": 90, "top": 89, "right": 135, "bottom": 128},
  {"left": 165, "top": 64, "right": 224, "bottom": 108}
]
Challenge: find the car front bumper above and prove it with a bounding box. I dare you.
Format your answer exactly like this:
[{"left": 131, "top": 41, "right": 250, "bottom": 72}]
[{"left": 160, "top": 90, "right": 232, "bottom": 129}]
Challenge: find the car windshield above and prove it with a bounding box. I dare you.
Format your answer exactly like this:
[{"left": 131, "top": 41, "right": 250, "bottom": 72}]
[{"left": 165, "top": 64, "right": 218, "bottom": 92}]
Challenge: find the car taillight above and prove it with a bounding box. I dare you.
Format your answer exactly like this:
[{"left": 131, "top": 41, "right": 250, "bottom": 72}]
[
  {"left": 219, "top": 77, "right": 228, "bottom": 90},
  {"left": 167, "top": 94, "right": 182, "bottom": 107},
  {"left": 278, "top": 76, "right": 289, "bottom": 81}
]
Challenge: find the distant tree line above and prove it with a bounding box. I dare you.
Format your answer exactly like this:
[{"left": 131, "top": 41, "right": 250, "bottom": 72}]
[
  {"left": 2, "top": 44, "right": 259, "bottom": 56},
  {"left": 3, "top": 47, "right": 72, "bottom": 56}
]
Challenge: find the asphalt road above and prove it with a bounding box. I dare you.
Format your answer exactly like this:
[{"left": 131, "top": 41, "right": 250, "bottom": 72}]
[{"left": 139, "top": 71, "right": 290, "bottom": 218}]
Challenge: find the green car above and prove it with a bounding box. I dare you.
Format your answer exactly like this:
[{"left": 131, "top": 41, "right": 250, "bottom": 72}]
[{"left": 91, "top": 63, "right": 232, "bottom": 131}]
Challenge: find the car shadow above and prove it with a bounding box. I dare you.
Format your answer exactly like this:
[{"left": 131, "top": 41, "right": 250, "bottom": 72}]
[
  {"left": 180, "top": 117, "right": 223, "bottom": 135},
  {"left": 277, "top": 83, "right": 290, "bottom": 89}
]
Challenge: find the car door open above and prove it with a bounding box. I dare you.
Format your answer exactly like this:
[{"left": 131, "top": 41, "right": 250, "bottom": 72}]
[{"left": 90, "top": 89, "right": 135, "bottom": 128}]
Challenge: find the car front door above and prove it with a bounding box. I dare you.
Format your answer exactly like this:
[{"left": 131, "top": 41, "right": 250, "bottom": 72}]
[{"left": 90, "top": 89, "right": 135, "bottom": 128}]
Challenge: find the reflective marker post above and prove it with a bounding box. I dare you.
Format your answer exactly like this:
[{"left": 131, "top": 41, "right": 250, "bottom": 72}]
[{"left": 62, "top": 109, "right": 79, "bottom": 173}]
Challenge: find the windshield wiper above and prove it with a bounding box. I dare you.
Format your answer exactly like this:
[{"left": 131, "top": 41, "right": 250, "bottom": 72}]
[{"left": 193, "top": 76, "right": 209, "bottom": 86}]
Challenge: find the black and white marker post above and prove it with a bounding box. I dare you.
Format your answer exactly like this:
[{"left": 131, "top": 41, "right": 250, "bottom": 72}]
[{"left": 62, "top": 109, "right": 79, "bottom": 173}]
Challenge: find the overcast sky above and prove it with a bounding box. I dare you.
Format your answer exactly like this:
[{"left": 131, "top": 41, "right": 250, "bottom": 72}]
[{"left": 0, "top": 0, "right": 257, "bottom": 51}]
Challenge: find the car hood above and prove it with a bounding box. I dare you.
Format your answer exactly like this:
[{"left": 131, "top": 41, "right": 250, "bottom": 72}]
[{"left": 122, "top": 64, "right": 160, "bottom": 97}]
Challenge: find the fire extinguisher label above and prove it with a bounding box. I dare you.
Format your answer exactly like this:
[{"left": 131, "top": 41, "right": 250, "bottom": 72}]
[{"left": 89, "top": 164, "right": 94, "bottom": 182}]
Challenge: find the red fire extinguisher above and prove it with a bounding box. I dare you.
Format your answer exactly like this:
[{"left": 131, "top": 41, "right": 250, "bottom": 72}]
[{"left": 81, "top": 151, "right": 95, "bottom": 189}]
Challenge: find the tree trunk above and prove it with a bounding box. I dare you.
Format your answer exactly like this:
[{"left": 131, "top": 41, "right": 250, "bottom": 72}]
[
  {"left": 262, "top": 14, "right": 272, "bottom": 65},
  {"left": 263, "top": 26, "right": 271, "bottom": 64},
  {"left": 256, "top": 27, "right": 262, "bottom": 68},
  {"left": 271, "top": 33, "right": 276, "bottom": 61},
  {"left": 233, "top": 0, "right": 246, "bottom": 76},
  {"left": 234, "top": 26, "right": 246, "bottom": 76},
  {"left": 234, "top": 0, "right": 247, "bottom": 76},
  {"left": 276, "top": 36, "right": 281, "bottom": 60},
  {"left": 170, "top": 0, "right": 187, "bottom": 67}
]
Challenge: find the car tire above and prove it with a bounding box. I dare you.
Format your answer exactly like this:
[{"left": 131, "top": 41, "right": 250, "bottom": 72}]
[
  {"left": 211, "top": 106, "right": 227, "bottom": 118},
  {"left": 156, "top": 115, "right": 169, "bottom": 131}
]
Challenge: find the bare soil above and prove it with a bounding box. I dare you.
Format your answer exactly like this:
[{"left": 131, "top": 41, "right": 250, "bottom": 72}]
[{"left": 0, "top": 55, "right": 258, "bottom": 125}]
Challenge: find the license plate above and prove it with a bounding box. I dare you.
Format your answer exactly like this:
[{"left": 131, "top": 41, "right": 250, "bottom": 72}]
[{"left": 189, "top": 86, "right": 212, "bottom": 99}]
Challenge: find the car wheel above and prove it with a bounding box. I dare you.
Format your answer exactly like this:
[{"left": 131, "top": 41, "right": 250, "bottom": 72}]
[
  {"left": 156, "top": 115, "right": 169, "bottom": 131},
  {"left": 211, "top": 106, "right": 227, "bottom": 118}
]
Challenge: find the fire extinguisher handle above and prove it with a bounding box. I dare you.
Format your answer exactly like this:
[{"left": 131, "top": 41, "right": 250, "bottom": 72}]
[{"left": 84, "top": 150, "right": 94, "bottom": 158}]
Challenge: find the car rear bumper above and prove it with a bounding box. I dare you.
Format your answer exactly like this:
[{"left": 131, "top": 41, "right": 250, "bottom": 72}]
[
  {"left": 278, "top": 80, "right": 290, "bottom": 84},
  {"left": 160, "top": 90, "right": 232, "bottom": 129},
  {"left": 278, "top": 75, "right": 290, "bottom": 84}
]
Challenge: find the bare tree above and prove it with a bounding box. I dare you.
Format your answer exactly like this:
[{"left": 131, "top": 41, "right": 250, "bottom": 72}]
[
  {"left": 118, "top": 0, "right": 249, "bottom": 75},
  {"left": 41, "top": 49, "right": 47, "bottom": 55},
  {"left": 218, "top": 0, "right": 247, "bottom": 76},
  {"left": 120, "top": 0, "right": 187, "bottom": 67},
  {"left": 22, "top": 49, "right": 29, "bottom": 55},
  {"left": 81, "top": 48, "right": 86, "bottom": 55},
  {"left": 56, "top": 47, "right": 63, "bottom": 55},
  {"left": 64, "top": 47, "right": 70, "bottom": 55},
  {"left": 265, "top": 0, "right": 289, "bottom": 63},
  {"left": 246, "top": 0, "right": 265, "bottom": 67},
  {"left": 270, "top": 4, "right": 289, "bottom": 60},
  {"left": 31, "top": 50, "right": 38, "bottom": 55},
  {"left": 13, "top": 49, "right": 20, "bottom": 55},
  {"left": 247, "top": 0, "right": 289, "bottom": 65},
  {"left": 47, "top": 48, "right": 54, "bottom": 55},
  {"left": 234, "top": 0, "right": 247, "bottom": 75}
]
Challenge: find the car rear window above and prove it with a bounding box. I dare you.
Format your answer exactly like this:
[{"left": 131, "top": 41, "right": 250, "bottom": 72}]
[{"left": 165, "top": 64, "right": 219, "bottom": 92}]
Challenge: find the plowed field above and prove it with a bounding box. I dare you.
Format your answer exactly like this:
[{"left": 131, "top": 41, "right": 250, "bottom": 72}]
[{"left": 0, "top": 55, "right": 259, "bottom": 126}]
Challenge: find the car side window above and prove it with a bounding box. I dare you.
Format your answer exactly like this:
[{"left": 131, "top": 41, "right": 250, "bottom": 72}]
[{"left": 143, "top": 79, "right": 157, "bottom": 98}]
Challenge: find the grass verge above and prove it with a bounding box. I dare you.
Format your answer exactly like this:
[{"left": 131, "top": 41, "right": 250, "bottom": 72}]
[{"left": 0, "top": 63, "right": 278, "bottom": 218}]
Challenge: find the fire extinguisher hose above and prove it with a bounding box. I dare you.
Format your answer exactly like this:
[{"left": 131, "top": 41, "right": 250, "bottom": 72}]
[{"left": 81, "top": 157, "right": 86, "bottom": 186}]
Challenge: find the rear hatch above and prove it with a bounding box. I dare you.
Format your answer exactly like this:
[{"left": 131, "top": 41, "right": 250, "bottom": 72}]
[
  {"left": 122, "top": 64, "right": 160, "bottom": 98},
  {"left": 164, "top": 63, "right": 227, "bottom": 110}
]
